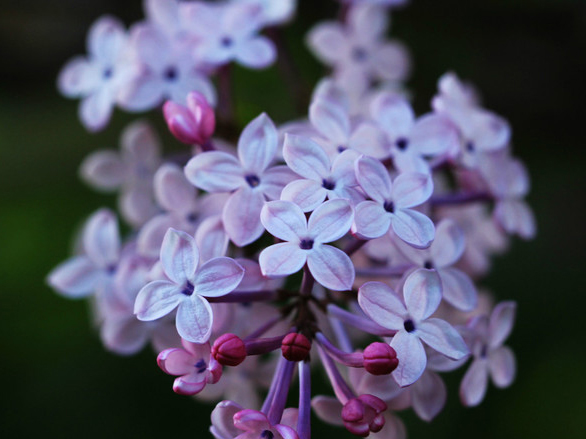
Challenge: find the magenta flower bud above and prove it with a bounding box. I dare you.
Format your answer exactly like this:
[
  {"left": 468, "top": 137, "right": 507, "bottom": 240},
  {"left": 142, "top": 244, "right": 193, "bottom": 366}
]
[
  {"left": 363, "top": 342, "right": 399, "bottom": 375},
  {"left": 211, "top": 333, "right": 246, "bottom": 367},
  {"left": 163, "top": 91, "right": 215, "bottom": 145},
  {"left": 281, "top": 332, "right": 311, "bottom": 362},
  {"left": 342, "top": 395, "right": 387, "bottom": 437}
]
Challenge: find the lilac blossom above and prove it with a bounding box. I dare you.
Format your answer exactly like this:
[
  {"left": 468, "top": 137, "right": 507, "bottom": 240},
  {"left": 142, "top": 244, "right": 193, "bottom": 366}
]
[{"left": 134, "top": 228, "right": 244, "bottom": 342}]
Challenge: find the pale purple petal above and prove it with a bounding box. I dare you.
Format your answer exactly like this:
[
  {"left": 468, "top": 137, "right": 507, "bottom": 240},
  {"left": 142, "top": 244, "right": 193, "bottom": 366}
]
[
  {"left": 309, "top": 98, "right": 350, "bottom": 145},
  {"left": 488, "top": 301, "right": 517, "bottom": 348},
  {"left": 158, "top": 347, "right": 196, "bottom": 375},
  {"left": 118, "top": 72, "right": 165, "bottom": 112},
  {"left": 417, "top": 318, "right": 469, "bottom": 360},
  {"left": 79, "top": 88, "right": 115, "bottom": 132},
  {"left": 354, "top": 155, "right": 392, "bottom": 203},
  {"left": 352, "top": 201, "right": 391, "bottom": 239},
  {"left": 439, "top": 268, "right": 477, "bottom": 312},
  {"left": 308, "top": 199, "right": 354, "bottom": 243},
  {"left": 211, "top": 400, "right": 244, "bottom": 439},
  {"left": 176, "top": 294, "right": 213, "bottom": 343},
  {"left": 460, "top": 359, "right": 489, "bottom": 407},
  {"left": 410, "top": 114, "right": 459, "bottom": 156},
  {"left": 238, "top": 113, "right": 278, "bottom": 172},
  {"left": 392, "top": 173, "right": 433, "bottom": 209},
  {"left": 80, "top": 150, "right": 125, "bottom": 190},
  {"left": 101, "top": 317, "right": 148, "bottom": 355},
  {"left": 88, "top": 16, "right": 126, "bottom": 62},
  {"left": 118, "top": 186, "right": 158, "bottom": 227},
  {"left": 430, "top": 219, "right": 465, "bottom": 267},
  {"left": 358, "top": 281, "right": 406, "bottom": 330},
  {"left": 121, "top": 120, "right": 160, "bottom": 167},
  {"left": 371, "top": 41, "right": 411, "bottom": 82},
  {"left": 494, "top": 200, "right": 536, "bottom": 240},
  {"left": 233, "top": 409, "right": 271, "bottom": 432},
  {"left": 311, "top": 396, "right": 344, "bottom": 426},
  {"left": 307, "top": 244, "right": 355, "bottom": 291},
  {"left": 222, "top": 187, "right": 266, "bottom": 247},
  {"left": 259, "top": 243, "right": 307, "bottom": 278},
  {"left": 134, "top": 280, "right": 182, "bottom": 321},
  {"left": 391, "top": 330, "right": 426, "bottom": 387},
  {"left": 260, "top": 165, "right": 299, "bottom": 200},
  {"left": 154, "top": 163, "right": 196, "bottom": 213},
  {"left": 391, "top": 209, "right": 435, "bottom": 249},
  {"left": 470, "top": 110, "right": 511, "bottom": 151},
  {"left": 236, "top": 37, "right": 277, "bottom": 69},
  {"left": 489, "top": 346, "right": 516, "bottom": 388},
  {"left": 306, "top": 22, "right": 347, "bottom": 65},
  {"left": 260, "top": 200, "right": 307, "bottom": 242},
  {"left": 57, "top": 57, "right": 96, "bottom": 97},
  {"left": 173, "top": 376, "right": 206, "bottom": 395},
  {"left": 348, "top": 4, "right": 387, "bottom": 42},
  {"left": 136, "top": 214, "right": 175, "bottom": 258},
  {"left": 83, "top": 209, "right": 119, "bottom": 267},
  {"left": 283, "top": 134, "right": 330, "bottom": 180},
  {"left": 184, "top": 151, "right": 243, "bottom": 192},
  {"left": 194, "top": 257, "right": 245, "bottom": 298},
  {"left": 195, "top": 216, "right": 229, "bottom": 263},
  {"left": 281, "top": 179, "right": 327, "bottom": 212},
  {"left": 411, "top": 370, "right": 446, "bottom": 421},
  {"left": 47, "top": 256, "right": 102, "bottom": 298},
  {"left": 403, "top": 268, "right": 442, "bottom": 321},
  {"left": 371, "top": 94, "right": 414, "bottom": 139},
  {"left": 274, "top": 424, "right": 299, "bottom": 439},
  {"left": 160, "top": 228, "right": 199, "bottom": 284}
]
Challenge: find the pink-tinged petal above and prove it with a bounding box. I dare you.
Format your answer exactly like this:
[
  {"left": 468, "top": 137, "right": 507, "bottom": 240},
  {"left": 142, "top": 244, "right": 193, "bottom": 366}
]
[
  {"left": 173, "top": 375, "right": 206, "bottom": 395},
  {"left": 283, "top": 134, "right": 330, "bottom": 180},
  {"left": 274, "top": 424, "right": 299, "bottom": 439},
  {"left": 281, "top": 179, "right": 327, "bottom": 212},
  {"left": 117, "top": 71, "right": 164, "bottom": 112},
  {"left": 280, "top": 408, "right": 299, "bottom": 430},
  {"left": 376, "top": 412, "right": 407, "bottom": 439},
  {"left": 211, "top": 400, "right": 244, "bottom": 439},
  {"left": 430, "top": 219, "right": 465, "bottom": 267},
  {"left": 358, "top": 281, "right": 406, "bottom": 330},
  {"left": 411, "top": 370, "right": 446, "bottom": 421},
  {"left": 312, "top": 396, "right": 344, "bottom": 426},
  {"left": 306, "top": 22, "right": 347, "bottom": 65},
  {"left": 171, "top": 73, "right": 217, "bottom": 107},
  {"left": 87, "top": 16, "right": 126, "bottom": 62},
  {"left": 57, "top": 57, "right": 96, "bottom": 97},
  {"left": 145, "top": 0, "right": 180, "bottom": 32},
  {"left": 233, "top": 409, "right": 271, "bottom": 432},
  {"left": 371, "top": 41, "right": 411, "bottom": 82},
  {"left": 259, "top": 243, "right": 307, "bottom": 278},
  {"left": 121, "top": 120, "right": 160, "bottom": 166},
  {"left": 371, "top": 94, "right": 414, "bottom": 139},
  {"left": 417, "top": 318, "right": 469, "bottom": 360},
  {"left": 194, "top": 257, "right": 245, "bottom": 298},
  {"left": 100, "top": 317, "right": 148, "bottom": 355},
  {"left": 176, "top": 294, "right": 213, "bottom": 343},
  {"left": 134, "top": 280, "right": 182, "bottom": 321},
  {"left": 119, "top": 186, "right": 158, "bottom": 227},
  {"left": 470, "top": 110, "right": 511, "bottom": 151},
  {"left": 260, "top": 200, "right": 307, "bottom": 242},
  {"left": 309, "top": 98, "right": 350, "bottom": 145},
  {"left": 131, "top": 24, "right": 170, "bottom": 68},
  {"left": 392, "top": 173, "right": 433, "bottom": 209},
  {"left": 47, "top": 256, "right": 102, "bottom": 298},
  {"left": 308, "top": 199, "right": 354, "bottom": 243},
  {"left": 488, "top": 301, "right": 517, "bottom": 348},
  {"left": 352, "top": 201, "right": 391, "bottom": 239},
  {"left": 460, "top": 359, "right": 489, "bottom": 407},
  {"left": 348, "top": 4, "right": 387, "bottom": 42},
  {"left": 391, "top": 209, "right": 435, "bottom": 249},
  {"left": 238, "top": 113, "right": 278, "bottom": 172},
  {"left": 489, "top": 346, "right": 516, "bottom": 388},
  {"left": 195, "top": 216, "right": 229, "bottom": 263},
  {"left": 307, "top": 245, "right": 355, "bottom": 291},
  {"left": 439, "top": 268, "right": 477, "bottom": 312},
  {"left": 136, "top": 214, "right": 174, "bottom": 258},
  {"left": 355, "top": 155, "right": 392, "bottom": 203},
  {"left": 410, "top": 114, "right": 459, "bottom": 156},
  {"left": 154, "top": 163, "right": 196, "bottom": 213},
  {"left": 157, "top": 347, "right": 196, "bottom": 376},
  {"left": 261, "top": 165, "right": 299, "bottom": 200},
  {"left": 79, "top": 88, "right": 114, "bottom": 132},
  {"left": 403, "top": 268, "right": 442, "bottom": 321},
  {"left": 222, "top": 187, "right": 265, "bottom": 247},
  {"left": 494, "top": 200, "right": 536, "bottom": 240},
  {"left": 160, "top": 228, "right": 199, "bottom": 284},
  {"left": 184, "top": 151, "right": 243, "bottom": 192},
  {"left": 83, "top": 209, "right": 119, "bottom": 267},
  {"left": 80, "top": 150, "right": 125, "bottom": 191},
  {"left": 236, "top": 36, "right": 277, "bottom": 69},
  {"left": 391, "top": 330, "right": 426, "bottom": 387}
]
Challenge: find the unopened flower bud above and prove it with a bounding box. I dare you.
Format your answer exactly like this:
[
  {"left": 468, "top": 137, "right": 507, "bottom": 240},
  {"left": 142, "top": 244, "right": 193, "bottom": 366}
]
[
  {"left": 281, "top": 332, "right": 311, "bottom": 362},
  {"left": 211, "top": 333, "right": 246, "bottom": 366},
  {"left": 363, "top": 342, "right": 398, "bottom": 375},
  {"left": 163, "top": 91, "right": 215, "bottom": 145},
  {"left": 342, "top": 395, "right": 387, "bottom": 437}
]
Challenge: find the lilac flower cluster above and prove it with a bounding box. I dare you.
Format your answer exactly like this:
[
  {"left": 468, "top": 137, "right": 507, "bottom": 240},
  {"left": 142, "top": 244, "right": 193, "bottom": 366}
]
[{"left": 49, "top": 1, "right": 535, "bottom": 438}]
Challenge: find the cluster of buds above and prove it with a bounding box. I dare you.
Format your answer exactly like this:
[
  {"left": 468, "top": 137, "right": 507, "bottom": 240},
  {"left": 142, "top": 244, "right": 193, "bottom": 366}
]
[{"left": 48, "top": 1, "right": 533, "bottom": 438}]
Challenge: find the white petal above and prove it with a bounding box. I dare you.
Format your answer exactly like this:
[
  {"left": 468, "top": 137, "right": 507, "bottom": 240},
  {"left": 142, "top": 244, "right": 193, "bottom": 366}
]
[
  {"left": 184, "top": 151, "right": 243, "bottom": 192},
  {"left": 259, "top": 243, "right": 307, "bottom": 278},
  {"left": 87, "top": 16, "right": 127, "bottom": 62},
  {"left": 222, "top": 187, "right": 266, "bottom": 247},
  {"left": 430, "top": 219, "right": 465, "bottom": 267},
  {"left": 195, "top": 216, "right": 229, "bottom": 263},
  {"left": 410, "top": 114, "right": 459, "bottom": 156},
  {"left": 439, "top": 268, "right": 477, "bottom": 312},
  {"left": 307, "top": 245, "right": 355, "bottom": 291},
  {"left": 391, "top": 209, "right": 435, "bottom": 249},
  {"left": 309, "top": 98, "right": 350, "bottom": 145},
  {"left": 154, "top": 163, "right": 196, "bottom": 213},
  {"left": 391, "top": 330, "right": 426, "bottom": 387},
  {"left": 308, "top": 199, "right": 354, "bottom": 243},
  {"left": 160, "top": 228, "right": 199, "bottom": 284},
  {"left": 352, "top": 201, "right": 391, "bottom": 239},
  {"left": 371, "top": 94, "right": 414, "bottom": 139},
  {"left": 460, "top": 359, "right": 489, "bottom": 407},
  {"left": 417, "top": 318, "right": 469, "bottom": 360},
  {"left": 236, "top": 36, "right": 276, "bottom": 69},
  {"left": 488, "top": 301, "right": 517, "bottom": 348},
  {"left": 57, "top": 57, "right": 97, "bottom": 97},
  {"left": 134, "top": 280, "right": 182, "bottom": 321},
  {"left": 238, "top": 113, "right": 278, "bottom": 172},
  {"left": 260, "top": 200, "right": 307, "bottom": 242},
  {"left": 117, "top": 71, "right": 164, "bottom": 112},
  {"left": 79, "top": 89, "right": 114, "bottom": 132},
  {"left": 176, "top": 294, "right": 213, "bottom": 343},
  {"left": 47, "top": 256, "right": 102, "bottom": 298},
  {"left": 83, "top": 209, "right": 119, "bottom": 267},
  {"left": 280, "top": 179, "right": 327, "bottom": 212},
  {"left": 489, "top": 346, "right": 516, "bottom": 388},
  {"left": 358, "top": 281, "right": 406, "bottom": 330},
  {"left": 392, "top": 173, "right": 433, "bottom": 209},
  {"left": 403, "top": 268, "right": 442, "bottom": 321},
  {"left": 194, "top": 257, "right": 245, "bottom": 298},
  {"left": 283, "top": 134, "right": 330, "bottom": 180},
  {"left": 355, "top": 155, "right": 392, "bottom": 203},
  {"left": 260, "top": 165, "right": 299, "bottom": 200}
]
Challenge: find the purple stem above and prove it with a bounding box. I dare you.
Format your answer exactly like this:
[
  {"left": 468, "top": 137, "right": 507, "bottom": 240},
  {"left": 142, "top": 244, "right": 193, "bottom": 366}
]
[
  {"left": 354, "top": 264, "right": 413, "bottom": 278},
  {"left": 430, "top": 191, "right": 492, "bottom": 207},
  {"left": 217, "top": 64, "right": 234, "bottom": 124},
  {"left": 316, "top": 333, "right": 363, "bottom": 367},
  {"left": 297, "top": 361, "right": 311, "bottom": 439},
  {"left": 261, "top": 356, "right": 284, "bottom": 415},
  {"left": 244, "top": 316, "right": 283, "bottom": 341},
  {"left": 207, "top": 290, "right": 277, "bottom": 303},
  {"left": 201, "top": 139, "right": 215, "bottom": 152},
  {"left": 317, "top": 345, "right": 354, "bottom": 404},
  {"left": 300, "top": 265, "right": 315, "bottom": 297},
  {"left": 327, "top": 304, "right": 396, "bottom": 337},
  {"left": 245, "top": 335, "right": 286, "bottom": 356},
  {"left": 329, "top": 316, "right": 353, "bottom": 353},
  {"left": 267, "top": 359, "right": 296, "bottom": 425}
]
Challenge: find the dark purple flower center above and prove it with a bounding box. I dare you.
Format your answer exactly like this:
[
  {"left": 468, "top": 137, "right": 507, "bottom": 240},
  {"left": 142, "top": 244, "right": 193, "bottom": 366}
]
[
  {"left": 186, "top": 212, "right": 199, "bottom": 223},
  {"left": 352, "top": 47, "right": 368, "bottom": 62},
  {"left": 194, "top": 359, "right": 207, "bottom": 373},
  {"left": 164, "top": 65, "right": 178, "bottom": 81},
  {"left": 383, "top": 201, "right": 395, "bottom": 213},
  {"left": 404, "top": 319, "right": 416, "bottom": 333},
  {"left": 299, "top": 239, "right": 314, "bottom": 250},
  {"left": 480, "top": 344, "right": 488, "bottom": 359},
  {"left": 322, "top": 179, "right": 336, "bottom": 190},
  {"left": 423, "top": 260, "right": 434, "bottom": 270},
  {"left": 221, "top": 36, "right": 233, "bottom": 47},
  {"left": 261, "top": 431, "right": 274, "bottom": 439},
  {"left": 245, "top": 174, "right": 261, "bottom": 188},
  {"left": 466, "top": 141, "right": 475, "bottom": 152},
  {"left": 102, "top": 67, "right": 113, "bottom": 79},
  {"left": 106, "top": 264, "right": 117, "bottom": 275},
  {"left": 396, "top": 137, "right": 409, "bottom": 151},
  {"left": 337, "top": 145, "right": 347, "bottom": 153},
  {"left": 182, "top": 281, "right": 195, "bottom": 296}
]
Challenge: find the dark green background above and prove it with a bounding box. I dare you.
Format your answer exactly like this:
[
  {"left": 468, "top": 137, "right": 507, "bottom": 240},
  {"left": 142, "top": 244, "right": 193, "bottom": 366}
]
[{"left": 1, "top": 0, "right": 585, "bottom": 438}]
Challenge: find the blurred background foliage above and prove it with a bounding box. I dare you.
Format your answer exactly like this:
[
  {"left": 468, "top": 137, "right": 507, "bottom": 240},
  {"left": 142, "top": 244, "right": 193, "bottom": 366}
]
[{"left": 1, "top": 0, "right": 585, "bottom": 438}]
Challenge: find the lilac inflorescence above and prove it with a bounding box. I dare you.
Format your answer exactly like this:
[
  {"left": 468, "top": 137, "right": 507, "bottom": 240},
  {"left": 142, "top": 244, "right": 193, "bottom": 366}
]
[{"left": 48, "top": 1, "right": 534, "bottom": 438}]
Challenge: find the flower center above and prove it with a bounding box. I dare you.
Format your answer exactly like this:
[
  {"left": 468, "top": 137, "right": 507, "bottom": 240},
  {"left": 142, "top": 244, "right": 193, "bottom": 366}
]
[
  {"left": 261, "top": 431, "right": 274, "bottom": 439},
  {"left": 322, "top": 179, "right": 336, "bottom": 190},
  {"left": 383, "top": 201, "right": 395, "bottom": 213},
  {"left": 164, "top": 65, "right": 178, "bottom": 81},
  {"left": 194, "top": 359, "right": 207, "bottom": 373},
  {"left": 423, "top": 260, "right": 434, "bottom": 270},
  {"left": 102, "top": 67, "right": 113, "bottom": 79},
  {"left": 186, "top": 212, "right": 198, "bottom": 223},
  {"left": 466, "top": 141, "right": 475, "bottom": 152},
  {"left": 182, "top": 281, "right": 195, "bottom": 296},
  {"left": 299, "top": 239, "right": 314, "bottom": 250},
  {"left": 352, "top": 47, "right": 368, "bottom": 62},
  {"left": 245, "top": 174, "right": 261, "bottom": 188},
  {"left": 480, "top": 344, "right": 488, "bottom": 359},
  {"left": 404, "top": 319, "right": 416, "bottom": 333},
  {"left": 221, "top": 36, "right": 233, "bottom": 47},
  {"left": 337, "top": 145, "right": 346, "bottom": 153},
  {"left": 396, "top": 137, "right": 409, "bottom": 151}
]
